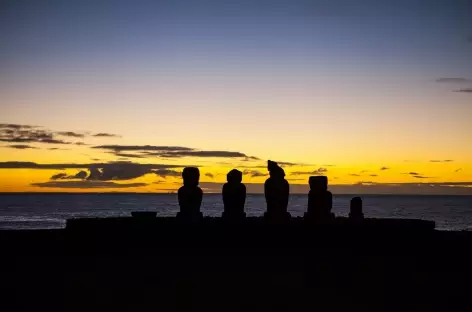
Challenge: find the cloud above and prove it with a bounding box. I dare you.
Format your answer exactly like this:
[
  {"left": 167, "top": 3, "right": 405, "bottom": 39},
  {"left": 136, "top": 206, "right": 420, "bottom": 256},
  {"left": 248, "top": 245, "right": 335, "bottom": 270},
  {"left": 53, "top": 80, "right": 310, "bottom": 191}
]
[
  {"left": 404, "top": 172, "right": 420, "bottom": 175},
  {"left": 348, "top": 173, "right": 361, "bottom": 177},
  {"left": 4, "top": 144, "right": 37, "bottom": 149},
  {"left": 291, "top": 167, "right": 328, "bottom": 176},
  {"left": 0, "top": 124, "right": 122, "bottom": 146},
  {"left": 31, "top": 181, "right": 148, "bottom": 189},
  {"left": 93, "top": 144, "right": 258, "bottom": 160},
  {"left": 0, "top": 124, "right": 72, "bottom": 145},
  {"left": 0, "top": 161, "right": 188, "bottom": 170},
  {"left": 154, "top": 169, "right": 181, "bottom": 178},
  {"left": 430, "top": 160, "right": 454, "bottom": 163},
  {"left": 436, "top": 78, "right": 469, "bottom": 83},
  {"left": 243, "top": 170, "right": 268, "bottom": 177},
  {"left": 370, "top": 174, "right": 378, "bottom": 177},
  {"left": 159, "top": 151, "right": 249, "bottom": 158},
  {"left": 93, "top": 145, "right": 193, "bottom": 152},
  {"left": 0, "top": 123, "right": 35, "bottom": 130},
  {"left": 93, "top": 133, "right": 121, "bottom": 138},
  {"left": 56, "top": 131, "right": 85, "bottom": 138},
  {"left": 454, "top": 88, "right": 472, "bottom": 93},
  {"left": 455, "top": 168, "right": 462, "bottom": 173},
  {"left": 51, "top": 173, "right": 69, "bottom": 180},
  {"left": 380, "top": 167, "right": 390, "bottom": 170},
  {"left": 205, "top": 173, "right": 214, "bottom": 179},
  {"left": 412, "top": 175, "right": 432, "bottom": 179},
  {"left": 114, "top": 153, "right": 146, "bottom": 159}
]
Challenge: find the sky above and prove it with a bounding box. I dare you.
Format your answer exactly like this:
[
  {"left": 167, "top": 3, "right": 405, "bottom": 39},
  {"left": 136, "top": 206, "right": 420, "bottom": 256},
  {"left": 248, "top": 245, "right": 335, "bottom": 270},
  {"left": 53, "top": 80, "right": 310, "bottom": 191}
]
[{"left": 1, "top": 0, "right": 471, "bottom": 194}]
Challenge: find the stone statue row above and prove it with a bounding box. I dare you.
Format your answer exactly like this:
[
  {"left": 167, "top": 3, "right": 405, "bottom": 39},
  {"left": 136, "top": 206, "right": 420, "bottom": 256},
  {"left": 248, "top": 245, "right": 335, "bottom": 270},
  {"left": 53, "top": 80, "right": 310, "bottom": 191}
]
[{"left": 177, "top": 160, "right": 364, "bottom": 221}]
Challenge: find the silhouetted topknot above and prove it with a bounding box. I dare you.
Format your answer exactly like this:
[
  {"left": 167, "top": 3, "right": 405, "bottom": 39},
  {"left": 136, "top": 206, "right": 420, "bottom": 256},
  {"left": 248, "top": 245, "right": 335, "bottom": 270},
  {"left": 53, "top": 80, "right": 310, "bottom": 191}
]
[
  {"left": 182, "top": 167, "right": 200, "bottom": 186},
  {"left": 227, "top": 169, "right": 242, "bottom": 184},
  {"left": 268, "top": 160, "right": 285, "bottom": 178}
]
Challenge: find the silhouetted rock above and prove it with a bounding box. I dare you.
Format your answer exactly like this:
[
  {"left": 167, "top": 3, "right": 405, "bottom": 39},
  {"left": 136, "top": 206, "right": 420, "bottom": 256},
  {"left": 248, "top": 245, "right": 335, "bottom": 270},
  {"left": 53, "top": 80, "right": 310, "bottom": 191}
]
[
  {"left": 264, "top": 160, "right": 290, "bottom": 221},
  {"left": 222, "top": 169, "right": 246, "bottom": 220},
  {"left": 177, "top": 167, "right": 203, "bottom": 222},
  {"left": 349, "top": 197, "right": 364, "bottom": 220},
  {"left": 305, "top": 176, "right": 333, "bottom": 222}
]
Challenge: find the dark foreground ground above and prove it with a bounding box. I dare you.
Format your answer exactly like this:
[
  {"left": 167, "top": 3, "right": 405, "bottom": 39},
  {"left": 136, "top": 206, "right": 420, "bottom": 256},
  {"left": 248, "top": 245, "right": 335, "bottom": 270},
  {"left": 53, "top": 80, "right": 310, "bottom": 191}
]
[{"left": 1, "top": 216, "right": 471, "bottom": 311}]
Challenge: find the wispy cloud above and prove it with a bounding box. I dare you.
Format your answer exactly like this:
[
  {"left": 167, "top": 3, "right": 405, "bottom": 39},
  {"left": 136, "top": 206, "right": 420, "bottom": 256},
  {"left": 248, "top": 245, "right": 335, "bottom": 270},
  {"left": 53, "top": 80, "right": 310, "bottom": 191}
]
[
  {"left": 92, "top": 133, "right": 121, "bottom": 138},
  {"left": 370, "top": 174, "right": 378, "bottom": 177},
  {"left": 454, "top": 88, "right": 472, "bottom": 93},
  {"left": 31, "top": 181, "right": 148, "bottom": 189},
  {"left": 349, "top": 173, "right": 361, "bottom": 177},
  {"left": 56, "top": 131, "right": 85, "bottom": 138},
  {"left": 205, "top": 173, "right": 214, "bottom": 179},
  {"left": 154, "top": 169, "right": 181, "bottom": 178},
  {"left": 0, "top": 161, "right": 188, "bottom": 170},
  {"left": 93, "top": 144, "right": 258, "bottom": 160},
  {"left": 290, "top": 167, "right": 328, "bottom": 176},
  {"left": 51, "top": 170, "right": 88, "bottom": 180},
  {"left": 243, "top": 170, "right": 268, "bottom": 177},
  {"left": 380, "top": 166, "right": 390, "bottom": 170},
  {"left": 436, "top": 78, "right": 469, "bottom": 83},
  {"left": 403, "top": 172, "right": 421, "bottom": 176},
  {"left": 4, "top": 144, "right": 37, "bottom": 149},
  {"left": 455, "top": 168, "right": 462, "bottom": 173},
  {"left": 429, "top": 160, "right": 454, "bottom": 163},
  {"left": 93, "top": 145, "right": 193, "bottom": 152},
  {"left": 412, "top": 175, "right": 432, "bottom": 179}
]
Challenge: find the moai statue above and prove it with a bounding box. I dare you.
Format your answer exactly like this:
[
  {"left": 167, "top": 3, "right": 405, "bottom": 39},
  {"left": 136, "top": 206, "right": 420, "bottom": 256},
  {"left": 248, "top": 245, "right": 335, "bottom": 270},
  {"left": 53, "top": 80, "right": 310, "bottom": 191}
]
[
  {"left": 349, "top": 197, "right": 364, "bottom": 220},
  {"left": 264, "top": 160, "right": 290, "bottom": 221},
  {"left": 222, "top": 169, "right": 246, "bottom": 220},
  {"left": 305, "top": 176, "right": 333, "bottom": 222},
  {"left": 177, "top": 167, "right": 203, "bottom": 222}
]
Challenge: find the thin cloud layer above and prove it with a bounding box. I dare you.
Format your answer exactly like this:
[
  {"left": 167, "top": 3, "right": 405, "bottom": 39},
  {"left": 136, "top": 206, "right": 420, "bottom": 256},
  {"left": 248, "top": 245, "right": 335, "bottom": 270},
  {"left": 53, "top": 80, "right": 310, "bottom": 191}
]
[
  {"left": 0, "top": 161, "right": 188, "bottom": 170},
  {"left": 205, "top": 173, "right": 214, "bottom": 179},
  {"left": 0, "top": 123, "right": 86, "bottom": 145},
  {"left": 454, "top": 88, "right": 472, "bottom": 93},
  {"left": 0, "top": 123, "right": 121, "bottom": 147},
  {"left": 380, "top": 167, "right": 390, "bottom": 170},
  {"left": 4, "top": 144, "right": 37, "bottom": 149},
  {"left": 32, "top": 181, "right": 148, "bottom": 189},
  {"left": 93, "top": 145, "right": 193, "bottom": 152},
  {"left": 290, "top": 167, "right": 328, "bottom": 176},
  {"left": 56, "top": 131, "right": 85, "bottom": 138},
  {"left": 93, "top": 133, "right": 121, "bottom": 138},
  {"left": 243, "top": 170, "right": 268, "bottom": 177},
  {"left": 93, "top": 144, "right": 259, "bottom": 160},
  {"left": 154, "top": 169, "right": 182, "bottom": 178},
  {"left": 430, "top": 160, "right": 454, "bottom": 163},
  {"left": 436, "top": 78, "right": 469, "bottom": 83}
]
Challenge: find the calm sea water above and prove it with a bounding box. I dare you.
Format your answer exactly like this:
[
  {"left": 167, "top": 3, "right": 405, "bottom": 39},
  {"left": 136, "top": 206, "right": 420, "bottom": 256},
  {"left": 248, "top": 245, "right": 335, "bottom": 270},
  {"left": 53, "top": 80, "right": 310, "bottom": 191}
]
[{"left": 0, "top": 194, "right": 471, "bottom": 231}]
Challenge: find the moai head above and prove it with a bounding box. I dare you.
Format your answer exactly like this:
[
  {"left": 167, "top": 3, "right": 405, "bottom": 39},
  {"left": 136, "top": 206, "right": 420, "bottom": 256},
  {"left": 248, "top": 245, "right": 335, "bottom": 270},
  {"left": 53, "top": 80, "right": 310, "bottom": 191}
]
[
  {"left": 309, "top": 176, "right": 328, "bottom": 191},
  {"left": 182, "top": 167, "right": 200, "bottom": 187},
  {"left": 227, "top": 169, "right": 243, "bottom": 184}
]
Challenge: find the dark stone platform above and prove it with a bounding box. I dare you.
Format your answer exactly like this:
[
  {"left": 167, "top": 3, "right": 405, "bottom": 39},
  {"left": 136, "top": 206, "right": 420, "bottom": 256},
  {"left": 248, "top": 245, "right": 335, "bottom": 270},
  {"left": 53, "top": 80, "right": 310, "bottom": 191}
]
[{"left": 0, "top": 216, "right": 470, "bottom": 311}]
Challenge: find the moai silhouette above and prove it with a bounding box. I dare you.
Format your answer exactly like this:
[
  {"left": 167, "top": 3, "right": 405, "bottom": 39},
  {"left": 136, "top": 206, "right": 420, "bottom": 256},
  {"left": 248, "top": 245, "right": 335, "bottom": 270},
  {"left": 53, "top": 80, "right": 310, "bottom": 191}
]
[
  {"left": 222, "top": 169, "right": 246, "bottom": 220},
  {"left": 177, "top": 167, "right": 203, "bottom": 222},
  {"left": 264, "top": 160, "right": 290, "bottom": 221},
  {"left": 349, "top": 197, "right": 364, "bottom": 220},
  {"left": 305, "top": 176, "right": 333, "bottom": 222}
]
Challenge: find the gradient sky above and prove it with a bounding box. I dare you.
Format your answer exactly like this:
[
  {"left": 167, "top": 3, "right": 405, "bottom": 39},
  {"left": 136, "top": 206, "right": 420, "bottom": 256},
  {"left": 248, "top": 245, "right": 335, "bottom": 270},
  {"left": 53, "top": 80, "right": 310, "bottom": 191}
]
[{"left": 1, "top": 0, "right": 471, "bottom": 194}]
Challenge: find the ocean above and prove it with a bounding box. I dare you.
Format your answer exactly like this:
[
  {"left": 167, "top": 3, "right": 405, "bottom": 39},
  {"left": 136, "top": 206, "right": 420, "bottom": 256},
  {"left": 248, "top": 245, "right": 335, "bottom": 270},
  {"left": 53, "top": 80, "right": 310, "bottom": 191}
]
[{"left": 0, "top": 193, "right": 471, "bottom": 231}]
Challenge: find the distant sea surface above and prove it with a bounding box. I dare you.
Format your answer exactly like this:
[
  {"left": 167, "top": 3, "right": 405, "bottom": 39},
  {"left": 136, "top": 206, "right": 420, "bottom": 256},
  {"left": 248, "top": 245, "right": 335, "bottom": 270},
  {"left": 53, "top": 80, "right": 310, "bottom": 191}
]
[{"left": 0, "top": 194, "right": 471, "bottom": 231}]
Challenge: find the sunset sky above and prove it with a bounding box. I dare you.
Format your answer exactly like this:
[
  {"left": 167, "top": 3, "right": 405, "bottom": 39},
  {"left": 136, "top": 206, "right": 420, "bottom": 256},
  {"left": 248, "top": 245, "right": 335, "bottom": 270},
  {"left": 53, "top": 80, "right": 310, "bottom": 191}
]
[{"left": 1, "top": 0, "right": 471, "bottom": 194}]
